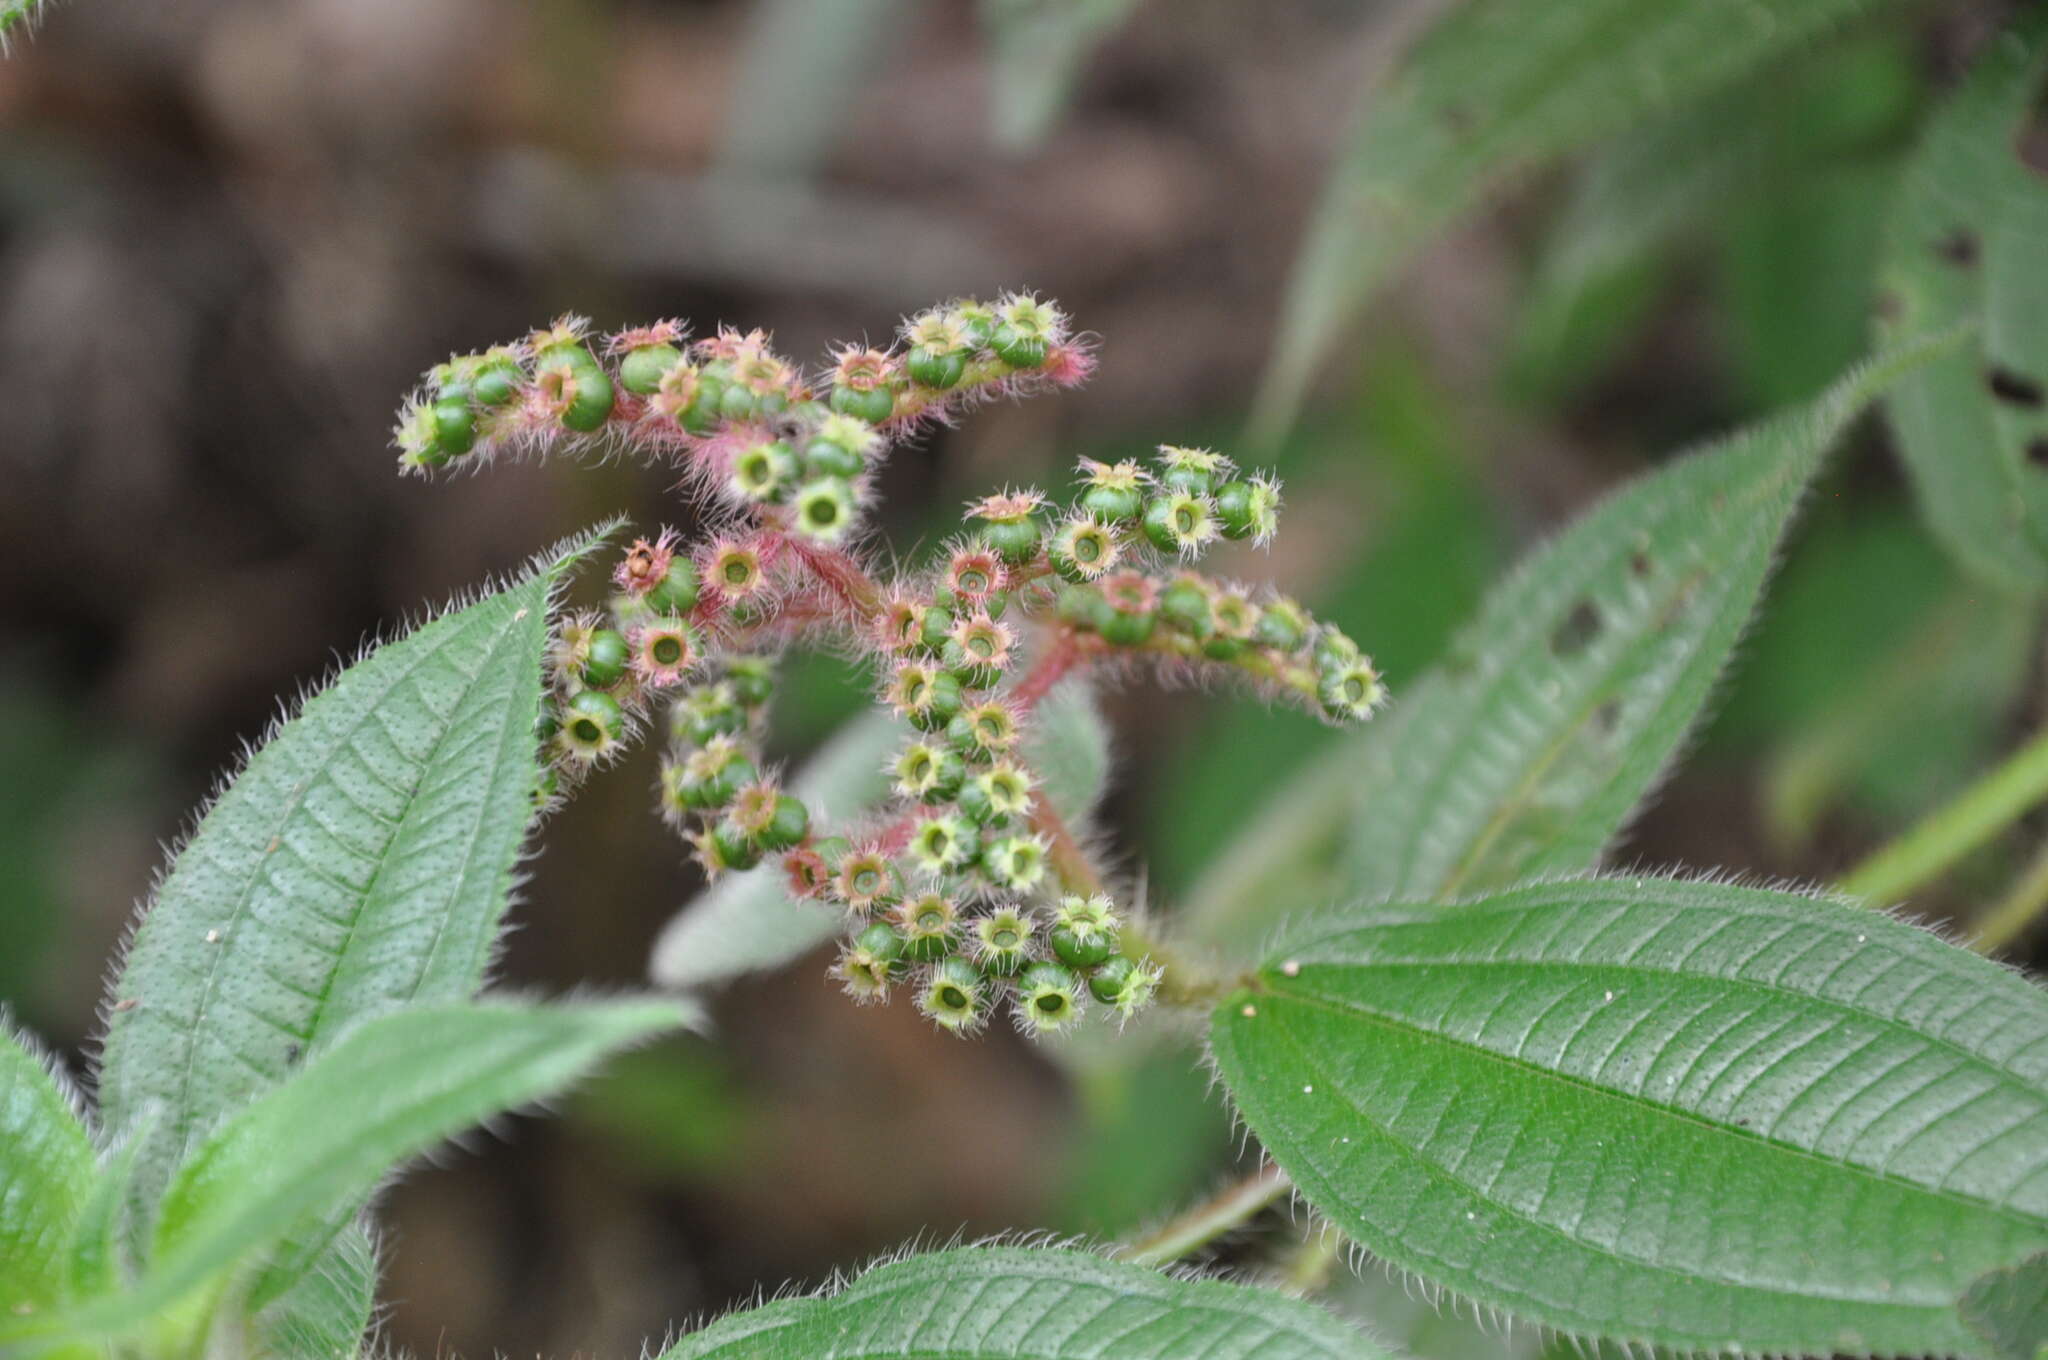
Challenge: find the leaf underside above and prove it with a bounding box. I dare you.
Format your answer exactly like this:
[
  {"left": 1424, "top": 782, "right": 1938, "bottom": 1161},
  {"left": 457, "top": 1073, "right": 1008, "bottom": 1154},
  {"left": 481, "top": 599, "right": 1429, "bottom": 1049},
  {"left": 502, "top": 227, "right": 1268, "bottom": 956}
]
[
  {"left": 1876, "top": 9, "right": 2048, "bottom": 596},
  {"left": 1211, "top": 876, "right": 2048, "bottom": 1356},
  {"left": 658, "top": 1246, "right": 1381, "bottom": 1359},
  {"left": 0, "top": 1025, "right": 95, "bottom": 1316},
  {"left": 1338, "top": 337, "right": 1952, "bottom": 907}
]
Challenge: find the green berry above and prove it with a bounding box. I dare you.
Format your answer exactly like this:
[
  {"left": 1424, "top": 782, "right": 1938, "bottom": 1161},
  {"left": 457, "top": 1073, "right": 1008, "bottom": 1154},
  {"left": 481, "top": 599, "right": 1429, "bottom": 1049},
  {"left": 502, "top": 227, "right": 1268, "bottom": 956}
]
[
  {"left": 1050, "top": 895, "right": 1119, "bottom": 969},
  {"left": 1140, "top": 491, "right": 1217, "bottom": 556},
  {"left": 619, "top": 342, "right": 683, "bottom": 396},
  {"left": 973, "top": 907, "right": 1036, "bottom": 976},
  {"left": 432, "top": 396, "right": 477, "bottom": 457},
  {"left": 803, "top": 435, "right": 866, "bottom": 480},
  {"left": 1157, "top": 577, "right": 1213, "bottom": 638},
  {"left": 1204, "top": 591, "right": 1259, "bottom": 660},
  {"left": 918, "top": 958, "right": 987, "bottom": 1032},
  {"left": 1318, "top": 655, "right": 1387, "bottom": 723},
  {"left": 709, "top": 818, "right": 762, "bottom": 871},
  {"left": 918, "top": 602, "right": 955, "bottom": 654},
  {"left": 836, "top": 849, "right": 901, "bottom": 913},
  {"left": 672, "top": 682, "right": 746, "bottom": 745},
  {"left": 981, "top": 834, "right": 1048, "bottom": 893},
  {"left": 646, "top": 557, "right": 701, "bottom": 616},
  {"left": 1155, "top": 446, "right": 1231, "bottom": 497},
  {"left": 731, "top": 440, "right": 799, "bottom": 503},
  {"left": 895, "top": 741, "right": 966, "bottom": 803},
  {"left": 534, "top": 341, "right": 615, "bottom": 432},
  {"left": 980, "top": 515, "right": 1041, "bottom": 566},
  {"left": 907, "top": 814, "right": 974, "bottom": 876},
  {"left": 1214, "top": 477, "right": 1280, "bottom": 542},
  {"left": 830, "top": 382, "right": 895, "bottom": 424},
  {"left": 563, "top": 689, "right": 625, "bottom": 748},
  {"left": 906, "top": 345, "right": 967, "bottom": 390},
  {"left": 793, "top": 477, "right": 858, "bottom": 543},
  {"left": 1255, "top": 598, "right": 1312, "bottom": 653},
  {"left": 1088, "top": 955, "right": 1136, "bottom": 1005},
  {"left": 469, "top": 356, "right": 523, "bottom": 408},
  {"left": 893, "top": 894, "right": 963, "bottom": 962},
  {"left": 754, "top": 794, "right": 810, "bottom": 850},
  {"left": 1055, "top": 586, "right": 1110, "bottom": 632},
  {"left": 836, "top": 923, "right": 904, "bottom": 1001},
  {"left": 683, "top": 374, "right": 726, "bottom": 433},
  {"left": 580, "top": 628, "right": 631, "bottom": 688},
  {"left": 1048, "top": 519, "right": 1119, "bottom": 583},
  {"left": 1014, "top": 962, "right": 1084, "bottom": 1034},
  {"left": 1088, "top": 954, "right": 1160, "bottom": 1017}
]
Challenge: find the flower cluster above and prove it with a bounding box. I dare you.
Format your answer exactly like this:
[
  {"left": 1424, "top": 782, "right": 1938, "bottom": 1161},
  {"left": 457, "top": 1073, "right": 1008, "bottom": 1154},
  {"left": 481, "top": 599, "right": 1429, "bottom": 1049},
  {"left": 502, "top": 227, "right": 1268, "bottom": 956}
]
[{"left": 396, "top": 294, "right": 1384, "bottom": 1035}]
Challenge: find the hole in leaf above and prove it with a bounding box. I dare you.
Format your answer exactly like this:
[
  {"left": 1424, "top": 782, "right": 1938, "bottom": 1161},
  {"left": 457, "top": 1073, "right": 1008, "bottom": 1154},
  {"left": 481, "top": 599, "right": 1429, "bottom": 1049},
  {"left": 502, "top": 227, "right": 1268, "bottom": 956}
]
[
  {"left": 1936, "top": 228, "right": 1980, "bottom": 267},
  {"left": 1550, "top": 600, "right": 1602, "bottom": 657},
  {"left": 1987, "top": 367, "right": 2046, "bottom": 408}
]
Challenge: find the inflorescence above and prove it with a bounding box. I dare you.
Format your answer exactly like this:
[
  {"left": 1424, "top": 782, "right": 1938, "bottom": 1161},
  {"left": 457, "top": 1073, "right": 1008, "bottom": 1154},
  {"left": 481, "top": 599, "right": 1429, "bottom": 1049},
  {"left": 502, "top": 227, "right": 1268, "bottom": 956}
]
[{"left": 394, "top": 292, "right": 1386, "bottom": 1036}]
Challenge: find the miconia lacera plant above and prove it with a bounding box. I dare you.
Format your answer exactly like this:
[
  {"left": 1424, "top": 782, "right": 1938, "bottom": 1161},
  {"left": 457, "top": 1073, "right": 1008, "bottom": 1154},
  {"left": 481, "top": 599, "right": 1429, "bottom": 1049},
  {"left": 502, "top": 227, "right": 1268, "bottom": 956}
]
[{"left": 7, "top": 278, "right": 2048, "bottom": 1358}]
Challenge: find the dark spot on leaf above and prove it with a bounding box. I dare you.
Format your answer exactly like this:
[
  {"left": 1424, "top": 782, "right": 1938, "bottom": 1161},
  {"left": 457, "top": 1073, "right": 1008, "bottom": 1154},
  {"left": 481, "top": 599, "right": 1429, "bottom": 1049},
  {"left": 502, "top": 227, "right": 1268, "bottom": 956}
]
[
  {"left": 1987, "top": 368, "right": 2046, "bottom": 408},
  {"left": 1592, "top": 700, "right": 1622, "bottom": 738},
  {"left": 1551, "top": 601, "right": 1602, "bottom": 658},
  {"left": 2028, "top": 438, "right": 2048, "bottom": 470},
  {"left": 285, "top": 1042, "right": 302, "bottom": 1065},
  {"left": 1873, "top": 291, "right": 1902, "bottom": 322},
  {"left": 1937, "top": 229, "right": 1980, "bottom": 266},
  {"left": 1630, "top": 549, "right": 1653, "bottom": 579}
]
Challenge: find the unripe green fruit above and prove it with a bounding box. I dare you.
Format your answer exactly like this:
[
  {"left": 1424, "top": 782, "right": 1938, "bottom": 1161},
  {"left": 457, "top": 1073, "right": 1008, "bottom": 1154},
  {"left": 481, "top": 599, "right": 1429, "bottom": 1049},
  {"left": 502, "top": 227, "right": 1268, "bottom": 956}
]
[
  {"left": 1015, "top": 962, "right": 1083, "bottom": 1033},
  {"left": 904, "top": 668, "right": 964, "bottom": 732},
  {"left": 1256, "top": 600, "right": 1311, "bottom": 653},
  {"left": 470, "top": 359, "right": 523, "bottom": 409},
  {"left": 919, "top": 958, "right": 986, "bottom": 1031},
  {"left": 1157, "top": 579, "right": 1213, "bottom": 638},
  {"left": 1157, "top": 462, "right": 1216, "bottom": 498},
  {"left": 895, "top": 895, "right": 961, "bottom": 962},
  {"left": 535, "top": 342, "right": 615, "bottom": 432},
  {"left": 732, "top": 440, "right": 799, "bottom": 502},
  {"left": 564, "top": 689, "right": 624, "bottom": 746},
  {"left": 989, "top": 323, "right": 1047, "bottom": 369},
  {"left": 619, "top": 343, "right": 683, "bottom": 396},
  {"left": 974, "top": 908, "right": 1035, "bottom": 977},
  {"left": 830, "top": 383, "right": 895, "bottom": 424},
  {"left": 811, "top": 836, "right": 852, "bottom": 870},
  {"left": 754, "top": 794, "right": 810, "bottom": 851},
  {"left": 1050, "top": 922, "right": 1116, "bottom": 970},
  {"left": 710, "top": 818, "right": 762, "bottom": 871},
  {"left": 793, "top": 477, "right": 858, "bottom": 542},
  {"left": 718, "top": 382, "right": 759, "bottom": 423},
  {"left": 1141, "top": 492, "right": 1214, "bottom": 555},
  {"left": 941, "top": 641, "right": 1000, "bottom": 693},
  {"left": 725, "top": 656, "right": 776, "bottom": 707},
  {"left": 1213, "top": 479, "right": 1273, "bottom": 540},
  {"left": 1080, "top": 483, "right": 1144, "bottom": 524},
  {"left": 906, "top": 346, "right": 967, "bottom": 390},
  {"left": 581, "top": 629, "right": 631, "bottom": 688},
  {"left": 1056, "top": 586, "right": 1109, "bottom": 632},
  {"left": 683, "top": 375, "right": 725, "bottom": 433},
  {"left": 980, "top": 517, "right": 1041, "bottom": 566},
  {"left": 954, "top": 302, "right": 998, "bottom": 346},
  {"left": 803, "top": 436, "right": 865, "bottom": 480},
  {"left": 854, "top": 921, "right": 904, "bottom": 966},
  {"left": 1088, "top": 955, "right": 1136, "bottom": 1005},
  {"left": 432, "top": 397, "right": 477, "bottom": 457},
  {"left": 918, "top": 603, "right": 955, "bottom": 654},
  {"left": 646, "top": 558, "right": 701, "bottom": 616},
  {"left": 1098, "top": 600, "right": 1155, "bottom": 647}
]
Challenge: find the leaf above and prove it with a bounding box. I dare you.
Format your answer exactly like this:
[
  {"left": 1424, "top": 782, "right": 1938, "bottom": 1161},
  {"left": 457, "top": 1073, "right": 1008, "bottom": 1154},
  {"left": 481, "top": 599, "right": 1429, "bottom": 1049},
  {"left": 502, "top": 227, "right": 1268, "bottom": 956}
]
[
  {"left": 94, "top": 526, "right": 611, "bottom": 1237},
  {"left": 1876, "top": 10, "right": 2048, "bottom": 596},
  {"left": 0, "top": 1022, "right": 95, "bottom": 1317},
  {"left": 979, "top": 0, "right": 1143, "bottom": 149},
  {"left": 7, "top": 999, "right": 690, "bottom": 1349},
  {"left": 656, "top": 1246, "right": 1378, "bottom": 1359},
  {"left": 1960, "top": 1252, "right": 2048, "bottom": 1360},
  {"left": 649, "top": 678, "right": 1109, "bottom": 991},
  {"left": 1209, "top": 875, "right": 2048, "bottom": 1355},
  {"left": 1248, "top": 0, "right": 1884, "bottom": 446},
  {"left": 1335, "top": 336, "right": 1953, "bottom": 907},
  {"left": 251, "top": 1220, "right": 378, "bottom": 1360}
]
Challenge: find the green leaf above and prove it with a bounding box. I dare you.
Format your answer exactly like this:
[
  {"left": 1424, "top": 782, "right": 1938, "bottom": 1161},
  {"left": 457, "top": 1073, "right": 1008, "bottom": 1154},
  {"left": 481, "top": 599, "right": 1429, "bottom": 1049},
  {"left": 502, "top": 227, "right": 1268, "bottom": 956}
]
[
  {"left": 979, "top": 0, "right": 1143, "bottom": 149},
  {"left": 656, "top": 1246, "right": 1378, "bottom": 1359},
  {"left": 1249, "top": 0, "right": 1883, "bottom": 445},
  {"left": 1209, "top": 875, "right": 2048, "bottom": 1355},
  {"left": 1961, "top": 1252, "right": 2048, "bottom": 1360},
  {"left": 0, "top": 1021, "right": 95, "bottom": 1317},
  {"left": 649, "top": 678, "right": 1108, "bottom": 991},
  {"left": 1336, "top": 337, "right": 1952, "bottom": 907},
  {"left": 9, "top": 999, "right": 690, "bottom": 1349},
  {"left": 1876, "top": 10, "right": 2048, "bottom": 596},
  {"left": 95, "top": 527, "right": 611, "bottom": 1236},
  {"left": 252, "top": 1220, "right": 378, "bottom": 1360}
]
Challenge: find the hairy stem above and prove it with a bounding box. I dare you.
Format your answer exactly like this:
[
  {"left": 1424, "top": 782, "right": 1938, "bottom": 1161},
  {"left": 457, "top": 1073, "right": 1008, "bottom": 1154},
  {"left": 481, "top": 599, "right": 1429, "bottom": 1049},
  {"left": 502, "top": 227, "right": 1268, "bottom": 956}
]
[
  {"left": 1839, "top": 726, "right": 2048, "bottom": 906},
  {"left": 1117, "top": 1163, "right": 1293, "bottom": 1267}
]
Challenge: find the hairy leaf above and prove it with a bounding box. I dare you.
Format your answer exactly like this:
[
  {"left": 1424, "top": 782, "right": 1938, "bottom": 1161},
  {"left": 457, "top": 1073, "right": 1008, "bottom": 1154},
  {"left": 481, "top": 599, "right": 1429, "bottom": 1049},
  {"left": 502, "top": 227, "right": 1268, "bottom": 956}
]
[
  {"left": 1249, "top": 0, "right": 1882, "bottom": 445},
  {"left": 649, "top": 679, "right": 1108, "bottom": 991},
  {"left": 657, "top": 1246, "right": 1376, "bottom": 1359},
  {"left": 0, "top": 1023, "right": 94, "bottom": 1317},
  {"left": 1337, "top": 337, "right": 1952, "bottom": 906},
  {"left": 8, "top": 999, "right": 689, "bottom": 1349},
  {"left": 95, "top": 528, "right": 609, "bottom": 1234},
  {"left": 1210, "top": 876, "right": 2048, "bottom": 1355},
  {"left": 1876, "top": 10, "right": 2048, "bottom": 596},
  {"left": 252, "top": 1220, "right": 378, "bottom": 1360}
]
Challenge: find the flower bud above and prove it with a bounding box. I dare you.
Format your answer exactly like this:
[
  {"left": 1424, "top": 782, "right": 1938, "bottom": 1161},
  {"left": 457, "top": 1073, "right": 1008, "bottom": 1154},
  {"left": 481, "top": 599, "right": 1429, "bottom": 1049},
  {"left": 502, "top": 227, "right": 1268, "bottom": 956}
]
[
  {"left": 733, "top": 783, "right": 809, "bottom": 850},
  {"left": 918, "top": 600, "right": 955, "bottom": 654},
  {"left": 1013, "top": 961, "right": 1084, "bottom": 1034},
  {"left": 917, "top": 958, "right": 988, "bottom": 1032},
  {"left": 945, "top": 545, "right": 1005, "bottom": 610},
  {"left": 888, "top": 662, "right": 965, "bottom": 732}
]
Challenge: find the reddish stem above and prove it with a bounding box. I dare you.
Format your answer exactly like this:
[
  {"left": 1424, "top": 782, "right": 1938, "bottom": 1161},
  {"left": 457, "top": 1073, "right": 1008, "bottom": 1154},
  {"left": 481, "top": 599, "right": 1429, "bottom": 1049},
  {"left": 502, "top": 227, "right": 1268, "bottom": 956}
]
[{"left": 1009, "top": 629, "right": 1084, "bottom": 710}]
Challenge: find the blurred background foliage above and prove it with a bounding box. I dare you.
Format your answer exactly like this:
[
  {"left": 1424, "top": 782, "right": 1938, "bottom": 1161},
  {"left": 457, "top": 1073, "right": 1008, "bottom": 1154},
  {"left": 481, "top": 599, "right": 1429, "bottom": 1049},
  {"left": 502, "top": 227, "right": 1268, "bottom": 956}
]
[{"left": 2, "top": 0, "right": 2044, "bottom": 1354}]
